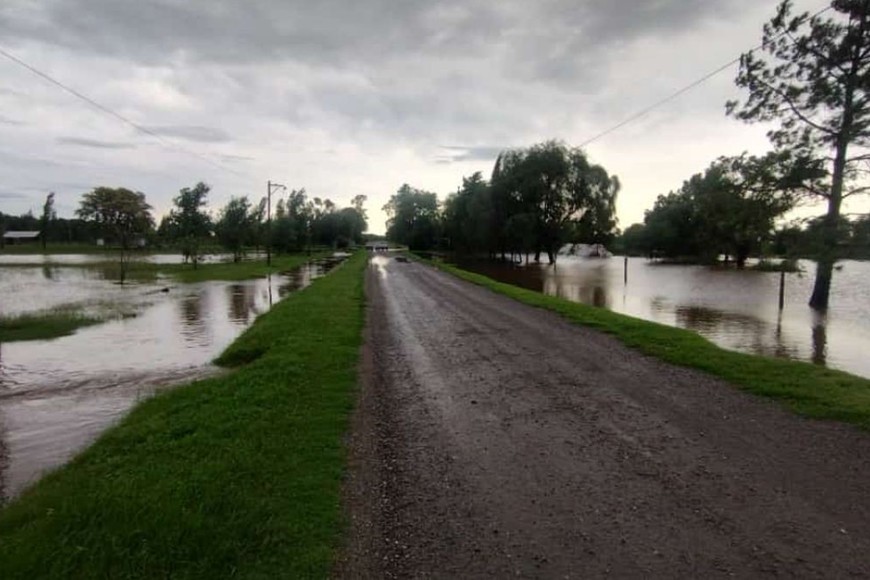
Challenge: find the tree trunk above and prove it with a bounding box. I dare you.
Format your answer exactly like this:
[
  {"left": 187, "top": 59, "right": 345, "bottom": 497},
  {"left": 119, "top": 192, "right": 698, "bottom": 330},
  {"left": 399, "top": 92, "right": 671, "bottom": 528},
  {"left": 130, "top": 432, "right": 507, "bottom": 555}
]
[
  {"left": 809, "top": 141, "right": 847, "bottom": 309},
  {"left": 547, "top": 249, "right": 556, "bottom": 265}
]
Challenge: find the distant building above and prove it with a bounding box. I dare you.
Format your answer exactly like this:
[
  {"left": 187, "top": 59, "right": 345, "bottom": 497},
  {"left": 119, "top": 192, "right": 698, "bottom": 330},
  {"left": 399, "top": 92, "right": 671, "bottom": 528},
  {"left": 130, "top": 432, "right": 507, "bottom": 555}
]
[
  {"left": 2, "top": 230, "right": 41, "bottom": 245},
  {"left": 365, "top": 241, "right": 390, "bottom": 252}
]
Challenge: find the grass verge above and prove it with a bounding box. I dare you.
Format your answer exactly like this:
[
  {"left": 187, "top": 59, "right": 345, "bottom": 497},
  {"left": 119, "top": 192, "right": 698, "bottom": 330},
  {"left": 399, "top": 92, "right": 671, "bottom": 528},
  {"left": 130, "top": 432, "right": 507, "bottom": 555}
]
[
  {"left": 0, "top": 251, "right": 367, "bottom": 578},
  {"left": 425, "top": 257, "right": 870, "bottom": 430},
  {"left": 0, "top": 309, "right": 102, "bottom": 342}
]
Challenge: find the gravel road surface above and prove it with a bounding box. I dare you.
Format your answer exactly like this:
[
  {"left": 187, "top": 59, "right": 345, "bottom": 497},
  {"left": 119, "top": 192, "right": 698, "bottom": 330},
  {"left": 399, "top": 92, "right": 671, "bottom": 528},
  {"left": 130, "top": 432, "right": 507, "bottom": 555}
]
[{"left": 337, "top": 256, "right": 870, "bottom": 578}]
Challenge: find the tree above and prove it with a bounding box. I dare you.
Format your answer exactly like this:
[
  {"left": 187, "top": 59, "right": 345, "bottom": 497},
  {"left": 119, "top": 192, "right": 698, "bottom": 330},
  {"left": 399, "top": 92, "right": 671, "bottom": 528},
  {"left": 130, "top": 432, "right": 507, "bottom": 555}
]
[
  {"left": 215, "top": 196, "right": 255, "bottom": 262},
  {"left": 728, "top": 0, "right": 870, "bottom": 307},
  {"left": 77, "top": 187, "right": 153, "bottom": 284},
  {"left": 640, "top": 154, "right": 801, "bottom": 265},
  {"left": 40, "top": 192, "right": 56, "bottom": 250},
  {"left": 383, "top": 184, "right": 440, "bottom": 251},
  {"left": 490, "top": 141, "right": 620, "bottom": 264},
  {"left": 165, "top": 182, "right": 212, "bottom": 268}
]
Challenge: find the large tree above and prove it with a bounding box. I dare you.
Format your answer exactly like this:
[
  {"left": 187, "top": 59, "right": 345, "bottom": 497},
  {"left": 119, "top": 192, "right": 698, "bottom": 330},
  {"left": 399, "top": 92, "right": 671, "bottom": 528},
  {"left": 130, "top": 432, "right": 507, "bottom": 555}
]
[
  {"left": 491, "top": 141, "right": 620, "bottom": 264},
  {"left": 215, "top": 196, "right": 255, "bottom": 262},
  {"left": 728, "top": 0, "right": 870, "bottom": 308},
  {"left": 640, "top": 153, "right": 801, "bottom": 266},
  {"left": 165, "top": 182, "right": 212, "bottom": 268},
  {"left": 77, "top": 187, "right": 153, "bottom": 284},
  {"left": 383, "top": 185, "right": 440, "bottom": 251}
]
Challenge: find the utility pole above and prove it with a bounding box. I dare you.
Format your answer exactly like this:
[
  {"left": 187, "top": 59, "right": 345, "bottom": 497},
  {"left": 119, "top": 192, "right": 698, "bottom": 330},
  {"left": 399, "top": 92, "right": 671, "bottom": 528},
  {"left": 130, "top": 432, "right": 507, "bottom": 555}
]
[{"left": 266, "top": 180, "right": 287, "bottom": 267}]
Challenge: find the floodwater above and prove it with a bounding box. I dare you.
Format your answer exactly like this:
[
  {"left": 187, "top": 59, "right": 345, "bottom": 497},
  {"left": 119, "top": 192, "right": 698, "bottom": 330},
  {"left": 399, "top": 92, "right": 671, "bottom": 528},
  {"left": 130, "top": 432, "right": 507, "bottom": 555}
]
[
  {"left": 0, "top": 255, "right": 344, "bottom": 500},
  {"left": 451, "top": 256, "right": 870, "bottom": 379}
]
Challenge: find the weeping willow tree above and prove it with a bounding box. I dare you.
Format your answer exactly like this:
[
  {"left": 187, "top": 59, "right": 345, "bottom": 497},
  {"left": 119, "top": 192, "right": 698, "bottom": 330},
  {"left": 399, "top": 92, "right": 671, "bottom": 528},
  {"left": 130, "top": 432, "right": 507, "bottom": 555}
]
[{"left": 490, "top": 141, "right": 620, "bottom": 264}]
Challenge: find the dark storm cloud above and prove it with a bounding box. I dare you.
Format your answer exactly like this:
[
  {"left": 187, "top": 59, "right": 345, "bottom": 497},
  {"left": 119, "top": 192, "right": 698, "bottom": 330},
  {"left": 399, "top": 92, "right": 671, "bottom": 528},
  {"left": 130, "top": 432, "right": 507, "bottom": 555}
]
[
  {"left": 57, "top": 137, "right": 136, "bottom": 149},
  {"left": 0, "top": 0, "right": 755, "bottom": 81},
  {"left": 142, "top": 125, "right": 232, "bottom": 143}
]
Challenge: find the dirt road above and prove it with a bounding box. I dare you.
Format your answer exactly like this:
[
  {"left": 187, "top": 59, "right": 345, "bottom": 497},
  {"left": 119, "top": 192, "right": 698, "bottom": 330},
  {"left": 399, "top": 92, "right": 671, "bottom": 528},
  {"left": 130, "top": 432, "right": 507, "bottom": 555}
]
[{"left": 338, "top": 256, "right": 870, "bottom": 578}]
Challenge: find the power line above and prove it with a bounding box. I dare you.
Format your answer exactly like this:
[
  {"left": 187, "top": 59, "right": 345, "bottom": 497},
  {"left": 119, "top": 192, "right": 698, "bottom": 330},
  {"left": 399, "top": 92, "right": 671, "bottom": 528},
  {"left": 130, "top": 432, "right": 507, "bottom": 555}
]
[
  {"left": 579, "top": 2, "right": 835, "bottom": 148},
  {"left": 0, "top": 45, "right": 248, "bottom": 177}
]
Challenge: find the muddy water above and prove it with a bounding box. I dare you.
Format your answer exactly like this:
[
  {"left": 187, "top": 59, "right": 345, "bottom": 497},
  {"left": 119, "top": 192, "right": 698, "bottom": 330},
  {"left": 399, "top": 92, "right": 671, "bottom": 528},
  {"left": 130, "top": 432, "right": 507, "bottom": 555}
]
[
  {"left": 451, "top": 257, "right": 870, "bottom": 379},
  {"left": 0, "top": 255, "right": 344, "bottom": 500}
]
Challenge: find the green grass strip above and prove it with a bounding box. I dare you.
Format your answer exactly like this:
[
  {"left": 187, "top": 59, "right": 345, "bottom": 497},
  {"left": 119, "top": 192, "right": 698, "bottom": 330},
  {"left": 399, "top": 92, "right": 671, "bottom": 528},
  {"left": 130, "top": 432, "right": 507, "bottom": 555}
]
[
  {"left": 0, "top": 310, "right": 102, "bottom": 342},
  {"left": 0, "top": 251, "right": 367, "bottom": 579},
  {"left": 426, "top": 258, "right": 870, "bottom": 430},
  {"left": 156, "top": 252, "right": 332, "bottom": 283}
]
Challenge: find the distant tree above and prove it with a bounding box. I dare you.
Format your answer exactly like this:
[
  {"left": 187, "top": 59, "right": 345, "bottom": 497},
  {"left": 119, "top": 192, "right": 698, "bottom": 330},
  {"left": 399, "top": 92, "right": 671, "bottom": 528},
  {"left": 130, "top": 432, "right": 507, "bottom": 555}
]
[
  {"left": 442, "top": 172, "right": 492, "bottom": 254},
  {"left": 351, "top": 194, "right": 368, "bottom": 221},
  {"left": 728, "top": 0, "right": 870, "bottom": 307},
  {"left": 491, "top": 141, "right": 620, "bottom": 264},
  {"left": 77, "top": 187, "right": 153, "bottom": 284},
  {"left": 215, "top": 196, "right": 255, "bottom": 262},
  {"left": 40, "top": 192, "right": 56, "bottom": 250},
  {"left": 165, "top": 182, "right": 212, "bottom": 268},
  {"left": 619, "top": 223, "right": 650, "bottom": 257},
  {"left": 642, "top": 153, "right": 802, "bottom": 266},
  {"left": 383, "top": 184, "right": 440, "bottom": 251}
]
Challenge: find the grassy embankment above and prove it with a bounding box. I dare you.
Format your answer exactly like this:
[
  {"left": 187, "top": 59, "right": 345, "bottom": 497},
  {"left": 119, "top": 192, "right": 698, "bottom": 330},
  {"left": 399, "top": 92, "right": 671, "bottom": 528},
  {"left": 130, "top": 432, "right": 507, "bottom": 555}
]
[
  {"left": 425, "top": 258, "right": 870, "bottom": 430},
  {"left": 0, "top": 309, "right": 102, "bottom": 342},
  {"left": 0, "top": 251, "right": 367, "bottom": 578}
]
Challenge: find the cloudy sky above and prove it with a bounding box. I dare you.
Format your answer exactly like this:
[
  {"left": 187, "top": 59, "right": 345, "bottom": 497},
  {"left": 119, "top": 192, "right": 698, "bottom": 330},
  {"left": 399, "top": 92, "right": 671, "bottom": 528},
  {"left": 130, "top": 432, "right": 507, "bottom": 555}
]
[{"left": 0, "top": 0, "right": 861, "bottom": 235}]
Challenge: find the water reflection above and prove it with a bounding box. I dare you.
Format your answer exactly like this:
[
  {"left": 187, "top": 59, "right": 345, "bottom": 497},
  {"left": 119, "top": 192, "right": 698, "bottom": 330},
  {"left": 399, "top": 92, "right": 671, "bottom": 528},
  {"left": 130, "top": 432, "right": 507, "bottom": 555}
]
[
  {"left": 452, "top": 256, "right": 870, "bottom": 379},
  {"left": 0, "top": 255, "right": 345, "bottom": 499},
  {"left": 812, "top": 312, "right": 828, "bottom": 366}
]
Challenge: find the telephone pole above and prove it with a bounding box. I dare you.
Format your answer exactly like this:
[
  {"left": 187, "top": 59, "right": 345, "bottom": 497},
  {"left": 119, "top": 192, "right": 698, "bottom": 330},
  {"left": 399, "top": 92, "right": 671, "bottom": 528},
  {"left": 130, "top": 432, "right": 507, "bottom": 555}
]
[{"left": 266, "top": 180, "right": 287, "bottom": 267}]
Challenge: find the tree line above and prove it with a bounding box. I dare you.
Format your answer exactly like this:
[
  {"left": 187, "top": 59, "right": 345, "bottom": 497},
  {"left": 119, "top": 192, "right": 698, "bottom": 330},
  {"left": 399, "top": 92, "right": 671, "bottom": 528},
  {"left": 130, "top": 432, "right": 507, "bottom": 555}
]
[
  {"left": 1, "top": 183, "right": 367, "bottom": 281},
  {"left": 385, "top": 140, "right": 621, "bottom": 264}
]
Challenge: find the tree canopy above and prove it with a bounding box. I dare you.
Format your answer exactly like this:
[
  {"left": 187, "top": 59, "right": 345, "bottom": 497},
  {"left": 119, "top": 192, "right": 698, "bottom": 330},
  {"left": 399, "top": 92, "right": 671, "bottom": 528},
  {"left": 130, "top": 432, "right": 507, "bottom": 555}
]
[
  {"left": 728, "top": 0, "right": 870, "bottom": 307},
  {"left": 76, "top": 187, "right": 153, "bottom": 283}
]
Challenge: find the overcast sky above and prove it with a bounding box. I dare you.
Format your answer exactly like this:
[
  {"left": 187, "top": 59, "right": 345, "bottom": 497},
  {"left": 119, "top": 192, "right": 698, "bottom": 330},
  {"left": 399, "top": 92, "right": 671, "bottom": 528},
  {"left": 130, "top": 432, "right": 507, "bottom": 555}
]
[{"left": 0, "top": 0, "right": 863, "bottom": 235}]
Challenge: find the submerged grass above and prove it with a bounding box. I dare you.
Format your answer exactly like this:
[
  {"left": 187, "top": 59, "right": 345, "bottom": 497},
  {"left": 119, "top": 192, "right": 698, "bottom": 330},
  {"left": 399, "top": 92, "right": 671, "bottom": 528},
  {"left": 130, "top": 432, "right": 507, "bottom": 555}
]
[
  {"left": 157, "top": 252, "right": 330, "bottom": 283},
  {"left": 0, "top": 252, "right": 330, "bottom": 283},
  {"left": 0, "top": 309, "right": 102, "bottom": 342},
  {"left": 426, "top": 257, "right": 870, "bottom": 430},
  {"left": 0, "top": 251, "right": 367, "bottom": 578}
]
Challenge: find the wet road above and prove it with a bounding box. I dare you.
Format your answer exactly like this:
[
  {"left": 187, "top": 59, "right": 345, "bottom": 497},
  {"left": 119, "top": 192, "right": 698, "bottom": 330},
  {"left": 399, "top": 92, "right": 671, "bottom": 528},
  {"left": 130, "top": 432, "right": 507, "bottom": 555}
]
[{"left": 339, "top": 256, "right": 870, "bottom": 578}]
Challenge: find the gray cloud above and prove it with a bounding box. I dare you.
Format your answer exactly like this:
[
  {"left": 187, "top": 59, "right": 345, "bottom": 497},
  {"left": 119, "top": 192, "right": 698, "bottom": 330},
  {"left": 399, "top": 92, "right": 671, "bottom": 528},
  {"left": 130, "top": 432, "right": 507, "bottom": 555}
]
[
  {"left": 0, "top": 0, "right": 755, "bottom": 83},
  {"left": 0, "top": 190, "right": 27, "bottom": 200},
  {"left": 438, "top": 146, "right": 505, "bottom": 164},
  {"left": 218, "top": 153, "right": 255, "bottom": 163},
  {"left": 143, "top": 125, "right": 232, "bottom": 143},
  {"left": 57, "top": 137, "right": 136, "bottom": 149},
  {"left": 0, "top": 114, "right": 24, "bottom": 126}
]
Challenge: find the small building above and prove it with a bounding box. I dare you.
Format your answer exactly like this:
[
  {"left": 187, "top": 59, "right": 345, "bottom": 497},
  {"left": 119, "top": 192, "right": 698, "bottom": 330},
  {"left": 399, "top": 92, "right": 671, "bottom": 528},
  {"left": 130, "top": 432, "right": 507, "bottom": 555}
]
[
  {"left": 2, "top": 230, "right": 41, "bottom": 245},
  {"left": 365, "top": 241, "right": 390, "bottom": 252}
]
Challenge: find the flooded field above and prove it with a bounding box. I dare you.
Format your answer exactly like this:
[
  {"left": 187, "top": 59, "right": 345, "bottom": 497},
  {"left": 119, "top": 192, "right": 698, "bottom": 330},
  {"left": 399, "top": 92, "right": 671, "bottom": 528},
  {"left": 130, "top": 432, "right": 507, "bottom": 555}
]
[
  {"left": 452, "top": 256, "right": 870, "bottom": 379},
  {"left": 0, "top": 255, "right": 343, "bottom": 500}
]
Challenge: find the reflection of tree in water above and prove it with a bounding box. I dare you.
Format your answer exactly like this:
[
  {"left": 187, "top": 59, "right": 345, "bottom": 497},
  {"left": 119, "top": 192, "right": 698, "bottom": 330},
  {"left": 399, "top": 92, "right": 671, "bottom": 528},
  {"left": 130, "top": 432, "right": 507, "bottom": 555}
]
[
  {"left": 178, "top": 291, "right": 208, "bottom": 342},
  {"left": 542, "top": 277, "right": 609, "bottom": 308},
  {"left": 811, "top": 312, "right": 828, "bottom": 366},
  {"left": 228, "top": 284, "right": 257, "bottom": 323},
  {"left": 41, "top": 265, "right": 58, "bottom": 281},
  {"left": 278, "top": 267, "right": 312, "bottom": 299},
  {"left": 674, "top": 305, "right": 798, "bottom": 361}
]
